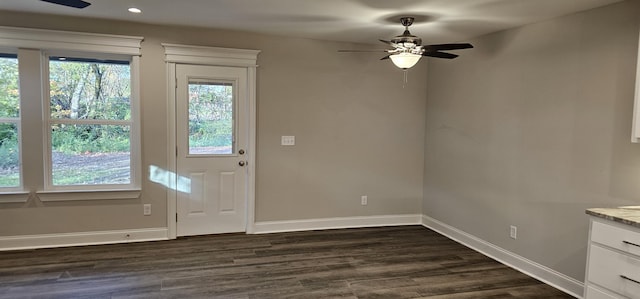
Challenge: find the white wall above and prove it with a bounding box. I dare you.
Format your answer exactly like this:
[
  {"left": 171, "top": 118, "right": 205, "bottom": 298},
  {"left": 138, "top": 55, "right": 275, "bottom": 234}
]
[
  {"left": 423, "top": 0, "right": 640, "bottom": 281},
  {"left": 0, "top": 11, "right": 426, "bottom": 236}
]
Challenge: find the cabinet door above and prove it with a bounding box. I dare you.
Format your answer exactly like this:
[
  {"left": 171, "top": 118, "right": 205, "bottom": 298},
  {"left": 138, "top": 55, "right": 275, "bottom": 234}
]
[{"left": 587, "top": 244, "right": 640, "bottom": 298}]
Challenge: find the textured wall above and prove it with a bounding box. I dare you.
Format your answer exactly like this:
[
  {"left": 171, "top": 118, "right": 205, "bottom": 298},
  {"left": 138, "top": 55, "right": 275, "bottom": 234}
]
[
  {"left": 0, "top": 11, "right": 426, "bottom": 235},
  {"left": 423, "top": 0, "right": 640, "bottom": 281}
]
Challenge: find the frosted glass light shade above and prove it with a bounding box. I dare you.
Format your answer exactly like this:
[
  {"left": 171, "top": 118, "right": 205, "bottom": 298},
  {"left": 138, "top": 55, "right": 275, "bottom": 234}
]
[{"left": 390, "top": 53, "right": 421, "bottom": 69}]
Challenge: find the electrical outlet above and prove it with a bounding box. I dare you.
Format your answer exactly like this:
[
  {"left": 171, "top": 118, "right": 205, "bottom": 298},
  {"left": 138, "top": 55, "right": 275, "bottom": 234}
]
[
  {"left": 281, "top": 136, "right": 295, "bottom": 146},
  {"left": 361, "top": 195, "right": 368, "bottom": 205},
  {"left": 143, "top": 204, "right": 151, "bottom": 216},
  {"left": 510, "top": 225, "right": 517, "bottom": 239}
]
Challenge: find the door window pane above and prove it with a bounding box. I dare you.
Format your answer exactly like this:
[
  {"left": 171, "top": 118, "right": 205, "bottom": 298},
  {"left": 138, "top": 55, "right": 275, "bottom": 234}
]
[
  {"left": 51, "top": 124, "right": 131, "bottom": 186},
  {"left": 188, "top": 81, "right": 234, "bottom": 155}
]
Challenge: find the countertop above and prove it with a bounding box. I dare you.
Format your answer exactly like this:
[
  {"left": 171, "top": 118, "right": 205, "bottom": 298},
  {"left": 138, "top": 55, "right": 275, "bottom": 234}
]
[{"left": 586, "top": 207, "right": 640, "bottom": 229}]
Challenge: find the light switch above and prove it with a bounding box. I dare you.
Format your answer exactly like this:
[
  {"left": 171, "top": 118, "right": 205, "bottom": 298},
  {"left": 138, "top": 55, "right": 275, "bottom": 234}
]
[{"left": 281, "top": 136, "right": 295, "bottom": 146}]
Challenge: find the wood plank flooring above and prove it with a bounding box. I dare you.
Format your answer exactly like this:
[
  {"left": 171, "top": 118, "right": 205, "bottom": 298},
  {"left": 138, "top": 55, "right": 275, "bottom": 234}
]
[{"left": 0, "top": 226, "right": 573, "bottom": 298}]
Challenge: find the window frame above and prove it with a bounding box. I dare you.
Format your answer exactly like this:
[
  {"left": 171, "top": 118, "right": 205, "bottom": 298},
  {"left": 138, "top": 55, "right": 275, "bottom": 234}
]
[
  {"left": 43, "top": 52, "right": 140, "bottom": 192},
  {"left": 0, "top": 26, "right": 143, "bottom": 201},
  {"left": 186, "top": 78, "right": 238, "bottom": 157}
]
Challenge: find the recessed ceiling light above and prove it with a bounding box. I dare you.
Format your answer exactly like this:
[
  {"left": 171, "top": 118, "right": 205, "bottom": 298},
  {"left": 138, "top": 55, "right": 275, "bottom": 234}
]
[{"left": 128, "top": 7, "right": 142, "bottom": 14}]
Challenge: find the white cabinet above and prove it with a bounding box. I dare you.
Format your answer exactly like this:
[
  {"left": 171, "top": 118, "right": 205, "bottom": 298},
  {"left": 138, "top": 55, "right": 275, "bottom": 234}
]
[{"left": 584, "top": 218, "right": 640, "bottom": 298}]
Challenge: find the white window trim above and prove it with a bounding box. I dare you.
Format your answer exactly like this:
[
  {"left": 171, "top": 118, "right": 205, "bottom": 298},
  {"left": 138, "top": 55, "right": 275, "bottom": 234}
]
[
  {"left": 36, "top": 189, "right": 141, "bottom": 202},
  {"left": 0, "top": 191, "right": 29, "bottom": 203},
  {"left": 0, "top": 26, "right": 142, "bottom": 56},
  {"left": 43, "top": 55, "right": 141, "bottom": 192},
  {"left": 0, "top": 26, "right": 143, "bottom": 201}
]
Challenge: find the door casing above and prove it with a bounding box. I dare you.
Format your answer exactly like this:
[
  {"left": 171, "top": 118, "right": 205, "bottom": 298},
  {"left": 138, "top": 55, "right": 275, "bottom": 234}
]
[{"left": 163, "top": 44, "right": 259, "bottom": 239}]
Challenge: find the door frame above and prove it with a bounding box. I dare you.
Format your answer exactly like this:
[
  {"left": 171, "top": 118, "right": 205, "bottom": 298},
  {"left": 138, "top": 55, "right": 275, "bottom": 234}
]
[{"left": 162, "top": 44, "right": 260, "bottom": 239}]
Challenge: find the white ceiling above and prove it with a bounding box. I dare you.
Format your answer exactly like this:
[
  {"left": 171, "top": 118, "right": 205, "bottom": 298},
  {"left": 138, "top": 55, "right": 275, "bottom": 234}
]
[{"left": 0, "top": 0, "right": 624, "bottom": 45}]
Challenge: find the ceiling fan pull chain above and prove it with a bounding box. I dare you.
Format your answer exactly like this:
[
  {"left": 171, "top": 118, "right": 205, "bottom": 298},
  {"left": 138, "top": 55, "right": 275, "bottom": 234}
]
[{"left": 403, "top": 69, "right": 408, "bottom": 88}]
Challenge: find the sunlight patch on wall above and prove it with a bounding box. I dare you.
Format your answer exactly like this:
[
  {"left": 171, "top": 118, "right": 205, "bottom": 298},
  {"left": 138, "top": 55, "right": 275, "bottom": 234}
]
[{"left": 149, "top": 165, "right": 190, "bottom": 193}]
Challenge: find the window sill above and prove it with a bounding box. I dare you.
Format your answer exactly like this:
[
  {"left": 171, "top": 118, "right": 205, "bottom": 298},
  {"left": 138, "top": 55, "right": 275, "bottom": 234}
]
[
  {"left": 0, "top": 191, "right": 31, "bottom": 203},
  {"left": 36, "top": 189, "right": 141, "bottom": 202}
]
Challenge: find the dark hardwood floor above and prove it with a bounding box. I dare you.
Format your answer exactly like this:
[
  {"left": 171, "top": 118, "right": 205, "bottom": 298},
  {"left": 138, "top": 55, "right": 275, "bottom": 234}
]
[{"left": 0, "top": 226, "right": 573, "bottom": 298}]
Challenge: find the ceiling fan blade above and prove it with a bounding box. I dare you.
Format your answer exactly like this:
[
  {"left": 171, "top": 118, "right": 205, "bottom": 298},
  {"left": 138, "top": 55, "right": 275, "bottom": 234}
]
[
  {"left": 338, "top": 49, "right": 391, "bottom": 53},
  {"left": 424, "top": 43, "right": 473, "bottom": 51},
  {"left": 379, "top": 39, "right": 393, "bottom": 45},
  {"left": 40, "top": 0, "right": 91, "bottom": 9},
  {"left": 380, "top": 55, "right": 390, "bottom": 60},
  {"left": 423, "top": 51, "right": 459, "bottom": 59}
]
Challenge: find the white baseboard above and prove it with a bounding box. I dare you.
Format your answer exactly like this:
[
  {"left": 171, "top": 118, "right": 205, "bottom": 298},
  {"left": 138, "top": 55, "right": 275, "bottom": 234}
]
[
  {"left": 252, "top": 214, "right": 422, "bottom": 234},
  {"left": 421, "top": 215, "right": 583, "bottom": 298},
  {"left": 0, "top": 228, "right": 169, "bottom": 251}
]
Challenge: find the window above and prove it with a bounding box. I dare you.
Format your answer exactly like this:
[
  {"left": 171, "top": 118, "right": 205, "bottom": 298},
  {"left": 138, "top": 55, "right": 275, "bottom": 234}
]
[
  {"left": 48, "top": 57, "right": 133, "bottom": 187},
  {"left": 188, "top": 80, "right": 235, "bottom": 155},
  {"left": 0, "top": 27, "right": 142, "bottom": 200},
  {"left": 0, "top": 53, "right": 20, "bottom": 189}
]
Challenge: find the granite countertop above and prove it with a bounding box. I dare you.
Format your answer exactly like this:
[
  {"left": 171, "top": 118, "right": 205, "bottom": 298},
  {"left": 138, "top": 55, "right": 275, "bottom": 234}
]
[{"left": 586, "top": 207, "right": 640, "bottom": 229}]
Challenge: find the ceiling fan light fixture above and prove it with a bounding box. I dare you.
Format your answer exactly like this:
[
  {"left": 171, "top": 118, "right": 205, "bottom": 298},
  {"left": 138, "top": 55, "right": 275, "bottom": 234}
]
[{"left": 390, "top": 52, "right": 421, "bottom": 69}]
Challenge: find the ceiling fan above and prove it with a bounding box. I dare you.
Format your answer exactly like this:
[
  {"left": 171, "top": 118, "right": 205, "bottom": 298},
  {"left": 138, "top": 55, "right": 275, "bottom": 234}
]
[
  {"left": 340, "top": 17, "right": 473, "bottom": 70},
  {"left": 40, "top": 0, "right": 91, "bottom": 9}
]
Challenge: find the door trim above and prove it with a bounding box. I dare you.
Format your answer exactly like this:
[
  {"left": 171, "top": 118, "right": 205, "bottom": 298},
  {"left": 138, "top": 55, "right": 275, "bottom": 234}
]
[{"left": 163, "top": 44, "right": 260, "bottom": 239}]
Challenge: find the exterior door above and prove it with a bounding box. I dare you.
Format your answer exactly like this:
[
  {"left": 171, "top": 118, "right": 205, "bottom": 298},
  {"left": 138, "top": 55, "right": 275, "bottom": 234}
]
[{"left": 175, "top": 64, "right": 248, "bottom": 237}]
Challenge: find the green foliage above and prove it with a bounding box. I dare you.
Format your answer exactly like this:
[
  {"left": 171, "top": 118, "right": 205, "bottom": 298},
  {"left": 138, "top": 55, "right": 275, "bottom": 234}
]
[
  {"left": 0, "top": 123, "right": 18, "bottom": 169},
  {"left": 0, "top": 56, "right": 20, "bottom": 118},
  {"left": 52, "top": 124, "right": 130, "bottom": 154},
  {"left": 188, "top": 82, "right": 233, "bottom": 148},
  {"left": 0, "top": 172, "right": 19, "bottom": 187},
  {"left": 0, "top": 130, "right": 19, "bottom": 187},
  {"left": 0, "top": 139, "right": 19, "bottom": 169},
  {"left": 0, "top": 122, "right": 16, "bottom": 146},
  {"left": 189, "top": 120, "right": 232, "bottom": 147}
]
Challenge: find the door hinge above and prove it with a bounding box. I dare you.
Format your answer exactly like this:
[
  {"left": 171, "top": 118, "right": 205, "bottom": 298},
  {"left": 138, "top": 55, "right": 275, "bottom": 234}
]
[
  {"left": 176, "top": 146, "right": 178, "bottom": 157},
  {"left": 175, "top": 77, "right": 178, "bottom": 89},
  {"left": 176, "top": 213, "right": 178, "bottom": 222}
]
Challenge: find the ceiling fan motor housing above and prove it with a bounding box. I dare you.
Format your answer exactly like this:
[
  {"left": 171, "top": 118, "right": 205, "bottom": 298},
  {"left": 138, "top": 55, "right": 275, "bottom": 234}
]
[{"left": 392, "top": 17, "right": 422, "bottom": 48}]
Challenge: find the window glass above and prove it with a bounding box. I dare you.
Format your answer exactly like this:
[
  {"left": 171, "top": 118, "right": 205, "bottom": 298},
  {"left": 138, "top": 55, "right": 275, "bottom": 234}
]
[
  {"left": 188, "top": 80, "right": 234, "bottom": 155},
  {"left": 0, "top": 54, "right": 20, "bottom": 188},
  {"left": 49, "top": 57, "right": 130, "bottom": 120},
  {"left": 51, "top": 124, "right": 130, "bottom": 185},
  {"left": 48, "top": 57, "right": 132, "bottom": 186}
]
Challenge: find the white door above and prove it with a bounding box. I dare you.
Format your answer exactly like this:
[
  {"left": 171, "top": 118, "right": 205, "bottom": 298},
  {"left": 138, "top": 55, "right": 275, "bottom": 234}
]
[{"left": 175, "top": 64, "right": 248, "bottom": 237}]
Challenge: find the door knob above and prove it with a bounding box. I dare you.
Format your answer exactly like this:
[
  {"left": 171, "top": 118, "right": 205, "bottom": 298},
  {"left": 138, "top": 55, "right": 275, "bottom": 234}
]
[
  {"left": 239, "top": 161, "right": 247, "bottom": 166},
  {"left": 239, "top": 149, "right": 245, "bottom": 155}
]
